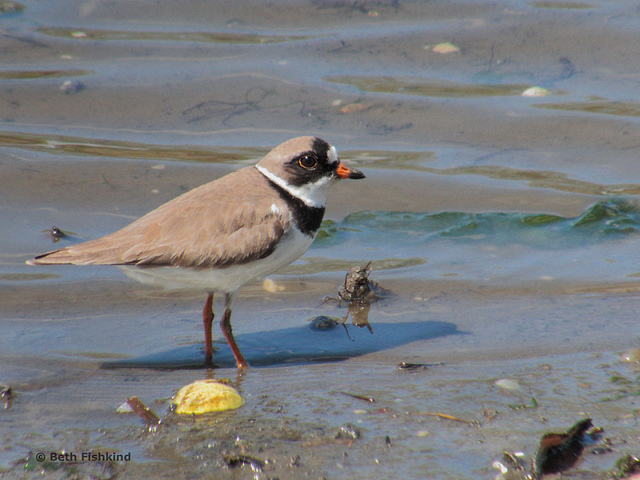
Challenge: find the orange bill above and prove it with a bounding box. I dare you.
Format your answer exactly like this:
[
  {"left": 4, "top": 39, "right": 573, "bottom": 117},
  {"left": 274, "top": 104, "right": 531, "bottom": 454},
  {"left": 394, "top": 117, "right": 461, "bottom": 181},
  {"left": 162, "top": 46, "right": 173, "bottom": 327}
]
[{"left": 336, "top": 162, "right": 365, "bottom": 179}]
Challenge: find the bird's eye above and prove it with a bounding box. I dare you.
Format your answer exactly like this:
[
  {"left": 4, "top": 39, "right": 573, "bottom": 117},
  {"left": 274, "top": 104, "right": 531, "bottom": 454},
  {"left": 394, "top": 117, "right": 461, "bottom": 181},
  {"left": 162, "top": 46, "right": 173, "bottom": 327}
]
[{"left": 298, "top": 155, "right": 318, "bottom": 169}]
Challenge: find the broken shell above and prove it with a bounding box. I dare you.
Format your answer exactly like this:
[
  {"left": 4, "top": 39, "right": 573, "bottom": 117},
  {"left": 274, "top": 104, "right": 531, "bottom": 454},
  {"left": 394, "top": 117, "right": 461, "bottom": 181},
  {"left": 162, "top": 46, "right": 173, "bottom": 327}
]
[
  {"left": 262, "top": 278, "right": 284, "bottom": 292},
  {"left": 522, "top": 86, "right": 551, "bottom": 97},
  {"left": 172, "top": 380, "right": 244, "bottom": 414},
  {"left": 116, "top": 402, "right": 134, "bottom": 413},
  {"left": 340, "top": 103, "right": 370, "bottom": 114},
  {"left": 495, "top": 378, "right": 521, "bottom": 391},
  {"left": 431, "top": 42, "right": 460, "bottom": 54}
]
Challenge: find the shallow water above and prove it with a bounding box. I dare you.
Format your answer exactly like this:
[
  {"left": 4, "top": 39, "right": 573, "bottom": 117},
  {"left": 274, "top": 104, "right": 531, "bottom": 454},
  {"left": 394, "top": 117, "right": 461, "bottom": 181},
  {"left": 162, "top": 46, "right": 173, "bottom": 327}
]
[{"left": 2, "top": 0, "right": 640, "bottom": 478}]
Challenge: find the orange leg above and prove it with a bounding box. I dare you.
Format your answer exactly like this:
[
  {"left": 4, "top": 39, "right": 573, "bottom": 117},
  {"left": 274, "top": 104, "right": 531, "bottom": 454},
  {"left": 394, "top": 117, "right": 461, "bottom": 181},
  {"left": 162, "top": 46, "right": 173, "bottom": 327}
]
[
  {"left": 202, "top": 293, "right": 214, "bottom": 365},
  {"left": 220, "top": 293, "right": 248, "bottom": 369}
]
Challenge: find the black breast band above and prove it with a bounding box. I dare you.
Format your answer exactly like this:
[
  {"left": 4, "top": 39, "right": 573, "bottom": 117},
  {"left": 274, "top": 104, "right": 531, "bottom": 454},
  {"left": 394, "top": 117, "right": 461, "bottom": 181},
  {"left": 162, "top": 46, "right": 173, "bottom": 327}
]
[{"left": 267, "top": 181, "right": 325, "bottom": 237}]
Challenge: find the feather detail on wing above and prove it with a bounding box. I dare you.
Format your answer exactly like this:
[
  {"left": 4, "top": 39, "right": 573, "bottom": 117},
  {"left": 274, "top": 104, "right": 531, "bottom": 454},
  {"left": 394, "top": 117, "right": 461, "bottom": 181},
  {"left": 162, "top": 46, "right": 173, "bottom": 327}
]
[{"left": 27, "top": 167, "right": 291, "bottom": 269}]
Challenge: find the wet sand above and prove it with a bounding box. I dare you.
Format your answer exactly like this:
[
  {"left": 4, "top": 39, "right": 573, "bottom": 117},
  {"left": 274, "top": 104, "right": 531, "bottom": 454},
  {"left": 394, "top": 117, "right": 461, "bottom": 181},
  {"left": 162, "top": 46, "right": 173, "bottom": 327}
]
[{"left": 2, "top": 0, "right": 640, "bottom": 478}]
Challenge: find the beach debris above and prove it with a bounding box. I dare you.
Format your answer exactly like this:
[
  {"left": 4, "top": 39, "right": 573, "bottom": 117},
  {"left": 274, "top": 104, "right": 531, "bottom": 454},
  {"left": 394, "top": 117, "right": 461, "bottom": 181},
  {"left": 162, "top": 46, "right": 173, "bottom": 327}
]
[
  {"left": 494, "top": 419, "right": 605, "bottom": 479},
  {"left": 326, "top": 261, "right": 391, "bottom": 305},
  {"left": 493, "top": 451, "right": 528, "bottom": 480},
  {"left": 613, "top": 454, "right": 640, "bottom": 479},
  {"left": 172, "top": 379, "right": 244, "bottom": 414},
  {"left": 417, "top": 411, "right": 480, "bottom": 426},
  {"left": 397, "top": 361, "right": 429, "bottom": 371},
  {"left": 288, "top": 454, "right": 301, "bottom": 468},
  {"left": 1, "top": 384, "right": 12, "bottom": 409},
  {"left": 336, "top": 261, "right": 378, "bottom": 304},
  {"left": 430, "top": 42, "right": 460, "bottom": 54},
  {"left": 588, "top": 425, "right": 608, "bottom": 455},
  {"left": 43, "top": 226, "right": 67, "bottom": 243},
  {"left": 322, "top": 261, "right": 391, "bottom": 336},
  {"left": 508, "top": 397, "right": 538, "bottom": 410},
  {"left": 531, "top": 418, "right": 593, "bottom": 479},
  {"left": 223, "top": 454, "right": 265, "bottom": 472},
  {"left": 126, "top": 396, "right": 161, "bottom": 430},
  {"left": 482, "top": 408, "right": 499, "bottom": 421},
  {"left": 335, "top": 423, "right": 362, "bottom": 441},
  {"left": 339, "top": 391, "right": 375, "bottom": 403},
  {"left": 522, "top": 86, "right": 551, "bottom": 97}
]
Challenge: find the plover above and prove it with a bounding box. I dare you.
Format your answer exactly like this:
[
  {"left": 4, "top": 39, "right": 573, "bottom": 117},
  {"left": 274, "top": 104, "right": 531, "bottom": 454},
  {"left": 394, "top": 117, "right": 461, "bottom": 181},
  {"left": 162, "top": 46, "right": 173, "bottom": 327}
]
[{"left": 27, "top": 136, "right": 365, "bottom": 368}]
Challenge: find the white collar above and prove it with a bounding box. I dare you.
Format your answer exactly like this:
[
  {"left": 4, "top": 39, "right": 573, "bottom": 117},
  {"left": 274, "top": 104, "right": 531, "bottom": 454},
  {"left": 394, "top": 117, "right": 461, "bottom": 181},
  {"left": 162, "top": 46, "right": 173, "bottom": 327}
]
[{"left": 255, "top": 165, "right": 333, "bottom": 208}]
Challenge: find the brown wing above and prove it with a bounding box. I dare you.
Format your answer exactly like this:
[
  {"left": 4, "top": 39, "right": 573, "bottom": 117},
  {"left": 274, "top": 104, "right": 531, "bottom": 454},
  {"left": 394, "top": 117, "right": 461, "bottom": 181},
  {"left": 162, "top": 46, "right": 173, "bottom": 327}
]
[{"left": 28, "top": 167, "right": 291, "bottom": 269}]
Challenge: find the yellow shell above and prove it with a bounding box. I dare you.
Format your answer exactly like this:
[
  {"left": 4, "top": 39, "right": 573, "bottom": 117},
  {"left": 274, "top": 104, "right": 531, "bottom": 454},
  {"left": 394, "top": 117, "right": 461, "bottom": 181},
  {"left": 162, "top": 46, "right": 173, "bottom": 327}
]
[{"left": 172, "top": 380, "right": 244, "bottom": 414}]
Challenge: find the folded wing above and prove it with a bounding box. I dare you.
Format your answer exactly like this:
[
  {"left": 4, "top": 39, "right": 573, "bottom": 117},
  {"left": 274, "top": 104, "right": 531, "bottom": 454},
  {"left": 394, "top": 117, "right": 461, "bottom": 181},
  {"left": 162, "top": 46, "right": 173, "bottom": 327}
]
[{"left": 28, "top": 168, "right": 291, "bottom": 269}]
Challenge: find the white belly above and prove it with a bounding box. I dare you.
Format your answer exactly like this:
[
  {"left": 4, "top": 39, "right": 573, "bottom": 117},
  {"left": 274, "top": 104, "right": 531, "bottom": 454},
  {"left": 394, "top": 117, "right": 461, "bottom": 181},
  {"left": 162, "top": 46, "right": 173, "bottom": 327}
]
[{"left": 120, "top": 227, "right": 315, "bottom": 293}]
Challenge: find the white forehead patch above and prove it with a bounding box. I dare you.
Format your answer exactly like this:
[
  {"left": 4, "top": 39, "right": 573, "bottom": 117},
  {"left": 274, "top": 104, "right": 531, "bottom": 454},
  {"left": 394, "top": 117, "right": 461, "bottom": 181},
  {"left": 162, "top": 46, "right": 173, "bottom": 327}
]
[
  {"left": 328, "top": 145, "right": 339, "bottom": 166},
  {"left": 256, "top": 164, "right": 335, "bottom": 208}
]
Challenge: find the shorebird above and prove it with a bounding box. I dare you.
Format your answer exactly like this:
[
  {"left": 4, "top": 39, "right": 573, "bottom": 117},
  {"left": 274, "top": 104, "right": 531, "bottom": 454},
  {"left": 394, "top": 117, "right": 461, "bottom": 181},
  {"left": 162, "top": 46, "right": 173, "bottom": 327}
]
[{"left": 27, "top": 136, "right": 365, "bottom": 368}]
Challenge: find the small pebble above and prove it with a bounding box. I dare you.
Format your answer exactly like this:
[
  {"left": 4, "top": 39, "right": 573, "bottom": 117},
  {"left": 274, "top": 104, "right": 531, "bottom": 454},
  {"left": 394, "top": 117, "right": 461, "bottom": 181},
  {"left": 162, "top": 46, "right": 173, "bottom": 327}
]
[
  {"left": 59, "top": 80, "right": 84, "bottom": 94},
  {"left": 308, "top": 315, "right": 339, "bottom": 331}
]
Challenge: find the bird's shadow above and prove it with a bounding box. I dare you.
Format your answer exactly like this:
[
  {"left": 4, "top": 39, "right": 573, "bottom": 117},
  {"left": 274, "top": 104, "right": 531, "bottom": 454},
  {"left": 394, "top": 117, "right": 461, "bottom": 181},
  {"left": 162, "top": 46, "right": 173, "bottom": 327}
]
[{"left": 101, "top": 320, "right": 463, "bottom": 369}]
